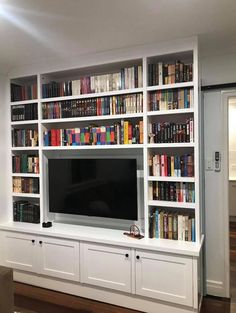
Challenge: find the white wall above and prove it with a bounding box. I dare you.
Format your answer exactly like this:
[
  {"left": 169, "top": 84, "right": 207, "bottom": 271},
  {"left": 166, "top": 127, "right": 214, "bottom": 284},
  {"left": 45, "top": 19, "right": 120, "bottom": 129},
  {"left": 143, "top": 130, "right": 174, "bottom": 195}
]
[
  {"left": 201, "top": 49, "right": 236, "bottom": 297},
  {"left": 203, "top": 90, "right": 229, "bottom": 297},
  {"left": 201, "top": 52, "right": 236, "bottom": 86}
]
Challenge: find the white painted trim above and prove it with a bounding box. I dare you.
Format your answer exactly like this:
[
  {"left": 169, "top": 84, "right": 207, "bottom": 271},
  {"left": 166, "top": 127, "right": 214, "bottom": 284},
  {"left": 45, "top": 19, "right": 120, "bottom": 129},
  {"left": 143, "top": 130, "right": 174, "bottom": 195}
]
[
  {"left": 13, "top": 270, "right": 198, "bottom": 313},
  {"left": 206, "top": 279, "right": 225, "bottom": 297},
  {"left": 221, "top": 90, "right": 236, "bottom": 299}
]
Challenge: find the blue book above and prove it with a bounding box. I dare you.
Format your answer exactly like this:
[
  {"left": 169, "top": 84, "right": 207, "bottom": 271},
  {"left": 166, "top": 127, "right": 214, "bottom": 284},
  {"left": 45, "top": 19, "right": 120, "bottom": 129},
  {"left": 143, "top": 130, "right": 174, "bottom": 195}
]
[
  {"left": 155, "top": 208, "right": 159, "bottom": 238},
  {"left": 191, "top": 218, "right": 195, "bottom": 242}
]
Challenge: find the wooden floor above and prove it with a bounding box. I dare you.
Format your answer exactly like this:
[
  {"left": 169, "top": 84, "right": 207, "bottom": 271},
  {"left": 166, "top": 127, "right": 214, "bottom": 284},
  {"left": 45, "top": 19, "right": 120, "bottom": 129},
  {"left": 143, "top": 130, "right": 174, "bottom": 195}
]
[{"left": 14, "top": 223, "right": 236, "bottom": 313}]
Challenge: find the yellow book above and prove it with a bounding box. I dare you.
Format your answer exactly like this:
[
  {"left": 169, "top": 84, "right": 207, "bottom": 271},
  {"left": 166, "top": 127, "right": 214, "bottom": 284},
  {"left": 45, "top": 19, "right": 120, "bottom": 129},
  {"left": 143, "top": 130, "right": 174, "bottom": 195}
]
[{"left": 124, "top": 121, "right": 129, "bottom": 144}]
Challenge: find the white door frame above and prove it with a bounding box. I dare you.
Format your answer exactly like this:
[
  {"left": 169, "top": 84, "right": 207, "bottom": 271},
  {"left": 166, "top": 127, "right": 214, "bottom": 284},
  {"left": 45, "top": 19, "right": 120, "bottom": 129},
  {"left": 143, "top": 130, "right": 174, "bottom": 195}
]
[{"left": 221, "top": 90, "right": 236, "bottom": 298}]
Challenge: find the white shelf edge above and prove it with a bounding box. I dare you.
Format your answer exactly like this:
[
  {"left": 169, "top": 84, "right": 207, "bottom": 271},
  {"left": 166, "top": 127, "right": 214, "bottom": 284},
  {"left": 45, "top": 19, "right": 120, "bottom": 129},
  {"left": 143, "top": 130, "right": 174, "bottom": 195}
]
[
  {"left": 147, "top": 143, "right": 195, "bottom": 148},
  {"left": 41, "top": 88, "right": 144, "bottom": 103},
  {"left": 147, "top": 82, "right": 194, "bottom": 91},
  {"left": 42, "top": 113, "right": 144, "bottom": 124},
  {"left": 12, "top": 193, "right": 40, "bottom": 198},
  {"left": 12, "top": 173, "right": 40, "bottom": 178},
  {"left": 10, "top": 99, "right": 39, "bottom": 106},
  {"left": 147, "top": 108, "right": 194, "bottom": 116},
  {"left": 11, "top": 147, "right": 39, "bottom": 151},
  {"left": 148, "top": 176, "right": 195, "bottom": 182},
  {"left": 148, "top": 200, "right": 196, "bottom": 209},
  {"left": 11, "top": 120, "right": 38, "bottom": 126},
  {"left": 42, "top": 144, "right": 144, "bottom": 151}
]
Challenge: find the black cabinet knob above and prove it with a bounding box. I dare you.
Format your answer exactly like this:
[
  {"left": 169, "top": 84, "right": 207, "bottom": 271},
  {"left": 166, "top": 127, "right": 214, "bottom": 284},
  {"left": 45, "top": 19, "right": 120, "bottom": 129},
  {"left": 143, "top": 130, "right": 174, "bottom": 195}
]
[
  {"left": 31, "top": 240, "right": 35, "bottom": 244},
  {"left": 125, "top": 253, "right": 129, "bottom": 258},
  {"left": 39, "top": 241, "right": 43, "bottom": 245},
  {"left": 136, "top": 255, "right": 140, "bottom": 260}
]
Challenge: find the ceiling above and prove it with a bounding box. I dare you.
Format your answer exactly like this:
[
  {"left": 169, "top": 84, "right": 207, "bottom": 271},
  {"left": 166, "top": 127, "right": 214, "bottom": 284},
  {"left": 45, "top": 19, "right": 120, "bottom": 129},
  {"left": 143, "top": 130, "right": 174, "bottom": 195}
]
[{"left": 0, "top": 0, "right": 236, "bottom": 75}]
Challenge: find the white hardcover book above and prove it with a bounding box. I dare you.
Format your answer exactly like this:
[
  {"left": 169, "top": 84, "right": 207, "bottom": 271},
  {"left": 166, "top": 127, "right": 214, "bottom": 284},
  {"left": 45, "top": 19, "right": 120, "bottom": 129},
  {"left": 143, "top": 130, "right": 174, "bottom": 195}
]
[
  {"left": 158, "top": 62, "right": 163, "bottom": 86},
  {"left": 190, "top": 118, "right": 194, "bottom": 142},
  {"left": 148, "top": 183, "right": 153, "bottom": 200},
  {"left": 178, "top": 215, "right": 183, "bottom": 240},
  {"left": 131, "top": 67, "right": 135, "bottom": 89},
  {"left": 117, "top": 72, "right": 121, "bottom": 90},
  {"left": 190, "top": 89, "right": 194, "bottom": 108},
  {"left": 90, "top": 76, "right": 95, "bottom": 93},
  {"left": 138, "top": 65, "right": 143, "bottom": 88}
]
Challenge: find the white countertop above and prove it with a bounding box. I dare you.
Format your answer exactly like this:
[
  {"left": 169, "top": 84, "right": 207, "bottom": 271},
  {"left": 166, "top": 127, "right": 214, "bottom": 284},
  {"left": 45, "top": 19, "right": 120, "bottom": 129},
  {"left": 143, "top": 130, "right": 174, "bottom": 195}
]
[{"left": 0, "top": 221, "right": 203, "bottom": 257}]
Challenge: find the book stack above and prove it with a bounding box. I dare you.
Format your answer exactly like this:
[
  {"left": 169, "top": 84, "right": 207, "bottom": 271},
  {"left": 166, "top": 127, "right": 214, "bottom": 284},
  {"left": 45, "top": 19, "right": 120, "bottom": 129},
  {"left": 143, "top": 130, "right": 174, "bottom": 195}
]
[
  {"left": 11, "top": 83, "right": 37, "bottom": 102},
  {"left": 149, "top": 208, "right": 195, "bottom": 241},
  {"left": 12, "top": 177, "right": 39, "bottom": 194},
  {"left": 11, "top": 103, "right": 38, "bottom": 121},
  {"left": 148, "top": 61, "right": 193, "bottom": 86},
  {"left": 149, "top": 119, "right": 194, "bottom": 143},
  {"left": 42, "top": 94, "right": 143, "bottom": 119},
  {"left": 149, "top": 182, "right": 195, "bottom": 203},
  {"left": 42, "top": 65, "right": 143, "bottom": 98},
  {"left": 43, "top": 120, "right": 143, "bottom": 146},
  {"left": 12, "top": 155, "right": 39, "bottom": 174},
  {"left": 11, "top": 129, "right": 38, "bottom": 147},
  {"left": 149, "top": 88, "right": 193, "bottom": 111},
  {"left": 13, "top": 201, "right": 40, "bottom": 223},
  {"left": 149, "top": 154, "right": 194, "bottom": 177}
]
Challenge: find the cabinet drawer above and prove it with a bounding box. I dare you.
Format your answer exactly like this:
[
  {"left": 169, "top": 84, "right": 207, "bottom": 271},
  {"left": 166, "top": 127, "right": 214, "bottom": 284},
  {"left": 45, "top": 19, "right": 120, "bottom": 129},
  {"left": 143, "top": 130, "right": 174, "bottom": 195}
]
[
  {"left": 81, "top": 242, "right": 132, "bottom": 293},
  {"left": 135, "top": 250, "right": 193, "bottom": 306},
  {"left": 2, "top": 232, "right": 37, "bottom": 272},
  {"left": 38, "top": 237, "right": 79, "bottom": 281}
]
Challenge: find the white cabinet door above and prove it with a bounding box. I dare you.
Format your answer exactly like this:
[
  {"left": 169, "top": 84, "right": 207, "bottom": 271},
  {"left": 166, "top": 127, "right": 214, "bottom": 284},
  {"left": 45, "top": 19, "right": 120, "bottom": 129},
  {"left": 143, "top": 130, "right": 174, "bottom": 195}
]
[
  {"left": 81, "top": 243, "right": 132, "bottom": 293},
  {"left": 38, "top": 236, "right": 79, "bottom": 281},
  {"left": 135, "top": 250, "right": 193, "bottom": 307},
  {"left": 2, "top": 231, "right": 38, "bottom": 272}
]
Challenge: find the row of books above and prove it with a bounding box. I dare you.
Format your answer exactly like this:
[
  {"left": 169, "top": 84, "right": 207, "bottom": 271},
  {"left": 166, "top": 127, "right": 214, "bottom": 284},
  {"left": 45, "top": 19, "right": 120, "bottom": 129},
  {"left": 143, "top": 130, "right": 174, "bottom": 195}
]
[
  {"left": 11, "top": 83, "right": 37, "bottom": 102},
  {"left": 42, "top": 94, "right": 143, "bottom": 120},
  {"left": 149, "top": 208, "right": 195, "bottom": 241},
  {"left": 149, "top": 154, "right": 194, "bottom": 177},
  {"left": 12, "top": 129, "right": 38, "bottom": 147},
  {"left": 43, "top": 121, "right": 143, "bottom": 146},
  {"left": 149, "top": 119, "right": 194, "bottom": 143},
  {"left": 42, "top": 66, "right": 143, "bottom": 98},
  {"left": 12, "top": 155, "right": 39, "bottom": 174},
  {"left": 148, "top": 61, "right": 193, "bottom": 86},
  {"left": 149, "top": 88, "right": 194, "bottom": 111},
  {"left": 13, "top": 201, "right": 40, "bottom": 223},
  {"left": 12, "top": 177, "right": 39, "bottom": 194},
  {"left": 149, "top": 181, "right": 195, "bottom": 203},
  {"left": 11, "top": 103, "right": 38, "bottom": 121}
]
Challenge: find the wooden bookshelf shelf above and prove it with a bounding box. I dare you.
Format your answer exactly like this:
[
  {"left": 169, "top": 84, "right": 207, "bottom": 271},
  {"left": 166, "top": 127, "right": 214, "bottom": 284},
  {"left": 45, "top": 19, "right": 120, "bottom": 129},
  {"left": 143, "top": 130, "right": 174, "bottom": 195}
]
[
  {"left": 147, "top": 176, "right": 195, "bottom": 182},
  {"left": 147, "top": 108, "right": 194, "bottom": 116},
  {"left": 41, "top": 87, "right": 144, "bottom": 103},
  {"left": 147, "top": 81, "right": 194, "bottom": 91},
  {"left": 148, "top": 200, "right": 196, "bottom": 209},
  {"left": 41, "top": 112, "right": 144, "bottom": 124}
]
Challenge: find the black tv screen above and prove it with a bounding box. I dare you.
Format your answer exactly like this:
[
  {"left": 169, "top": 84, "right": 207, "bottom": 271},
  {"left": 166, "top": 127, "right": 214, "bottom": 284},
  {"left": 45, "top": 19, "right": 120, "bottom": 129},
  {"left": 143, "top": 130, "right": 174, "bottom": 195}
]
[{"left": 48, "top": 159, "right": 138, "bottom": 220}]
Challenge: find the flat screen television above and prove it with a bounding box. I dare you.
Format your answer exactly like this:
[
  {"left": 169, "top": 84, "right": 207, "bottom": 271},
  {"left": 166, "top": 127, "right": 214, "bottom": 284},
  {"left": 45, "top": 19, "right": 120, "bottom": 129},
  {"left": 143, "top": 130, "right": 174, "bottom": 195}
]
[{"left": 48, "top": 158, "right": 138, "bottom": 220}]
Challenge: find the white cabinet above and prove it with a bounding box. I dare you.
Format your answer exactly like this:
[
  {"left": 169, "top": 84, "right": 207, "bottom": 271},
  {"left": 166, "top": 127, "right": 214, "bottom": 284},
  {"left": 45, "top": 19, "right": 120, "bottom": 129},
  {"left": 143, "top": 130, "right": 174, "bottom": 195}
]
[
  {"left": 81, "top": 242, "right": 132, "bottom": 293},
  {"left": 38, "top": 236, "right": 79, "bottom": 281},
  {"left": 135, "top": 250, "right": 193, "bottom": 307},
  {"left": 2, "top": 232, "right": 38, "bottom": 272},
  {"left": 1, "top": 231, "right": 79, "bottom": 281}
]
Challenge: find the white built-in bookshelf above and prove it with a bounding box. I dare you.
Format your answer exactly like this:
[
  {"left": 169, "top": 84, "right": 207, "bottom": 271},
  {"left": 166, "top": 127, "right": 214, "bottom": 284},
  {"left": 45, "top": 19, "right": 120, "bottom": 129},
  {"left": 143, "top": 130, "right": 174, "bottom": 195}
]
[
  {"left": 1, "top": 37, "right": 204, "bottom": 313},
  {"left": 8, "top": 39, "right": 202, "bottom": 247}
]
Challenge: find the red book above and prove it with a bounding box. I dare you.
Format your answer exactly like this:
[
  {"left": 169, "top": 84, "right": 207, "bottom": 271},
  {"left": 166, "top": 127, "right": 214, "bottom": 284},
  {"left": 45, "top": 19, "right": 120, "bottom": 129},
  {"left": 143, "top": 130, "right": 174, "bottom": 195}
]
[{"left": 51, "top": 129, "right": 57, "bottom": 146}]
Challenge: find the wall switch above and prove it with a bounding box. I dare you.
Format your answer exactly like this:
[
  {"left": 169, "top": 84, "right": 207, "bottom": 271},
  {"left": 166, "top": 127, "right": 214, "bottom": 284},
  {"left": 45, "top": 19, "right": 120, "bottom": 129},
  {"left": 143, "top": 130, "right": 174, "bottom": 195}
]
[{"left": 205, "top": 158, "right": 213, "bottom": 171}]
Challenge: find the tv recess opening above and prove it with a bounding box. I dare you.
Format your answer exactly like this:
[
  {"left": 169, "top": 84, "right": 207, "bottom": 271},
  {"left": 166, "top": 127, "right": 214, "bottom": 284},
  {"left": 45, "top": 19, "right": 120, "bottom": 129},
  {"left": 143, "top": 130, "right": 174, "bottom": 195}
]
[{"left": 48, "top": 158, "right": 138, "bottom": 221}]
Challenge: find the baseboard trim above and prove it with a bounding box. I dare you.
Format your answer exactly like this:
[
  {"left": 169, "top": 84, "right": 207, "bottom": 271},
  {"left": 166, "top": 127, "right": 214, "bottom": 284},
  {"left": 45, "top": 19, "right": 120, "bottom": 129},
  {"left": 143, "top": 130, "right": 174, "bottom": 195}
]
[
  {"left": 13, "top": 270, "right": 197, "bottom": 313},
  {"left": 206, "top": 280, "right": 228, "bottom": 298}
]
